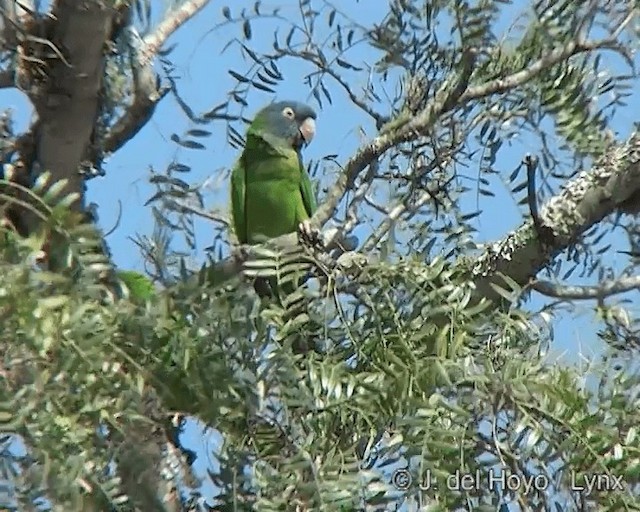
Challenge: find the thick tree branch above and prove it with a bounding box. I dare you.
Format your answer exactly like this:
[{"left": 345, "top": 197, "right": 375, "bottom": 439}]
[
  {"left": 0, "top": 0, "right": 116, "bottom": 243},
  {"left": 471, "top": 131, "right": 640, "bottom": 302},
  {"left": 7, "top": 0, "right": 209, "bottom": 235}
]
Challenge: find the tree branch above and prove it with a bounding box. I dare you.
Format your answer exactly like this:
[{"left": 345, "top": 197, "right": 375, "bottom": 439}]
[
  {"left": 31, "top": 0, "right": 114, "bottom": 208},
  {"left": 0, "top": 0, "right": 32, "bottom": 50},
  {"left": 213, "top": 129, "right": 640, "bottom": 306},
  {"left": 362, "top": 146, "right": 458, "bottom": 252},
  {"left": 1, "top": 0, "right": 115, "bottom": 242},
  {"left": 524, "top": 153, "right": 555, "bottom": 246},
  {"left": 140, "top": 0, "right": 211, "bottom": 68},
  {"left": 103, "top": 27, "right": 166, "bottom": 155},
  {"left": 103, "top": 1, "right": 209, "bottom": 155},
  {"left": 194, "top": 130, "right": 640, "bottom": 318},
  {"left": 312, "top": 35, "right": 618, "bottom": 238},
  {"left": 166, "top": 197, "right": 231, "bottom": 228},
  {"left": 531, "top": 275, "right": 640, "bottom": 300},
  {"left": 471, "top": 131, "right": 640, "bottom": 303},
  {"left": 342, "top": 158, "right": 379, "bottom": 234},
  {"left": 273, "top": 48, "right": 388, "bottom": 129},
  {"left": 460, "top": 38, "right": 620, "bottom": 102}
]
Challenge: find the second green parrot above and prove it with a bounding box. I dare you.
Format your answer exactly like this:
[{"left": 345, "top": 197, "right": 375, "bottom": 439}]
[{"left": 230, "top": 100, "right": 318, "bottom": 247}]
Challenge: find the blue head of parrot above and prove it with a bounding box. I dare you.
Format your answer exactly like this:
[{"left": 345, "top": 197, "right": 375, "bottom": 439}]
[{"left": 252, "top": 100, "right": 317, "bottom": 150}]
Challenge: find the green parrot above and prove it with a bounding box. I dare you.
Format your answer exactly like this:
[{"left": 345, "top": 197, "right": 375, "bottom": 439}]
[
  {"left": 230, "top": 100, "right": 318, "bottom": 297},
  {"left": 231, "top": 100, "right": 318, "bottom": 244}
]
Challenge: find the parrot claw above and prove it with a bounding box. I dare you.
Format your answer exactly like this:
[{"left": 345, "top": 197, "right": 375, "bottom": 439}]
[{"left": 298, "top": 220, "right": 323, "bottom": 248}]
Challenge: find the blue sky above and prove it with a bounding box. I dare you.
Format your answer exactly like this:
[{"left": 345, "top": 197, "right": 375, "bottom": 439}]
[{"left": 1, "top": 0, "right": 639, "bottom": 508}]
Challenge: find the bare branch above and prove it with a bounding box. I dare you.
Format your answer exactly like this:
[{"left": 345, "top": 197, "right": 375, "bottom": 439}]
[
  {"left": 610, "top": 7, "right": 637, "bottom": 40},
  {"left": 342, "top": 158, "right": 379, "bottom": 234},
  {"left": 104, "top": 27, "right": 166, "bottom": 155},
  {"left": 362, "top": 147, "right": 458, "bottom": 252},
  {"left": 140, "top": 0, "right": 211, "bottom": 67},
  {"left": 103, "top": 1, "right": 210, "bottom": 154},
  {"left": 312, "top": 134, "right": 391, "bottom": 231},
  {"left": 531, "top": 275, "right": 640, "bottom": 300},
  {"left": 312, "top": 64, "right": 388, "bottom": 129},
  {"left": 524, "top": 153, "right": 555, "bottom": 248},
  {"left": 362, "top": 189, "right": 433, "bottom": 253}
]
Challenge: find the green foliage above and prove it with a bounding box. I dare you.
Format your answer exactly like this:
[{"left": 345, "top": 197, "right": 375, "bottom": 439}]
[
  {"left": 3, "top": 188, "right": 640, "bottom": 510},
  {"left": 0, "top": 185, "right": 139, "bottom": 509}
]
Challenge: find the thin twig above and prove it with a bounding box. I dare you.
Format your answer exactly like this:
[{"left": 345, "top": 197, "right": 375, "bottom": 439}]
[
  {"left": 525, "top": 154, "right": 543, "bottom": 232},
  {"left": 169, "top": 197, "right": 231, "bottom": 228},
  {"left": 362, "top": 189, "right": 434, "bottom": 252},
  {"left": 459, "top": 39, "right": 619, "bottom": 102},
  {"left": 104, "top": 200, "right": 122, "bottom": 237},
  {"left": 343, "top": 158, "right": 379, "bottom": 233},
  {"left": 275, "top": 48, "right": 388, "bottom": 128},
  {"left": 610, "top": 8, "right": 636, "bottom": 40}
]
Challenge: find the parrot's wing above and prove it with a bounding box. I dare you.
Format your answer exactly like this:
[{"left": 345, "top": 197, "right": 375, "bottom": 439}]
[
  {"left": 230, "top": 159, "right": 247, "bottom": 244},
  {"left": 299, "top": 155, "right": 317, "bottom": 217}
]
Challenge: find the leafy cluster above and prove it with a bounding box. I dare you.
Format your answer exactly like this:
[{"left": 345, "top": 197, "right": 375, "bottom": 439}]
[{"left": 3, "top": 215, "right": 640, "bottom": 509}]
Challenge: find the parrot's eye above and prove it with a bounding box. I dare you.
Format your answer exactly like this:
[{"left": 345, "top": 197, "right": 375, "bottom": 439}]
[{"left": 282, "top": 107, "right": 295, "bottom": 119}]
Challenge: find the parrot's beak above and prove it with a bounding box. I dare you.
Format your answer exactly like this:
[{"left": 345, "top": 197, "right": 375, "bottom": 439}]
[{"left": 299, "top": 117, "right": 316, "bottom": 145}]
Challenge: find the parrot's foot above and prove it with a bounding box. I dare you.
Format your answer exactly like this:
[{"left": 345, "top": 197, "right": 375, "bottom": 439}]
[{"left": 298, "top": 220, "right": 323, "bottom": 248}]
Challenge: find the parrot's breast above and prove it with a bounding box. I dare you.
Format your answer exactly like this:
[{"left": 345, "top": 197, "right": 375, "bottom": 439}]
[{"left": 244, "top": 155, "right": 309, "bottom": 243}]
